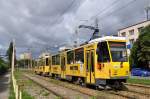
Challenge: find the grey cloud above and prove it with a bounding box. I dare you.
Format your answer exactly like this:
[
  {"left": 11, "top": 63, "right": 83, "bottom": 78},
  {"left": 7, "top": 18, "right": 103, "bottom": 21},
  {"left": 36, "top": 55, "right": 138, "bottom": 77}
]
[{"left": 0, "top": 0, "right": 148, "bottom": 58}]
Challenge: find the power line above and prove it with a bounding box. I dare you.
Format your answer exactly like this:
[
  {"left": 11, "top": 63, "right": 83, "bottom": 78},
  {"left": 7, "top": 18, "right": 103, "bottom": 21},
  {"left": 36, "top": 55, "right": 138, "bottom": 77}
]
[
  {"left": 80, "top": 0, "right": 120, "bottom": 25},
  {"left": 81, "top": 0, "right": 137, "bottom": 25},
  {"left": 54, "top": 0, "right": 76, "bottom": 23},
  {"left": 98, "top": 0, "right": 137, "bottom": 20},
  {"left": 90, "top": 0, "right": 120, "bottom": 20},
  {"left": 61, "top": 0, "right": 76, "bottom": 15}
]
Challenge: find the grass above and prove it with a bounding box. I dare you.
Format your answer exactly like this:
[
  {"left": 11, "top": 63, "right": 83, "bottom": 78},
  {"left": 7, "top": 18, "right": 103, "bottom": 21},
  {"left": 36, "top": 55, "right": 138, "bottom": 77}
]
[
  {"left": 14, "top": 69, "right": 34, "bottom": 99},
  {"left": 127, "top": 78, "right": 150, "bottom": 85},
  {"left": 22, "top": 91, "right": 34, "bottom": 99},
  {"left": 90, "top": 96, "right": 97, "bottom": 99},
  {"left": 42, "top": 91, "right": 49, "bottom": 96},
  {"left": 14, "top": 70, "right": 22, "bottom": 79},
  {"left": 9, "top": 80, "right": 15, "bottom": 99}
]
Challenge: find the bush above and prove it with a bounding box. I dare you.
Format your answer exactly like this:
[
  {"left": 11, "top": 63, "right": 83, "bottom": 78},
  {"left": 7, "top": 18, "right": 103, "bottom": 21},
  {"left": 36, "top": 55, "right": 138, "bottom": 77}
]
[{"left": 0, "top": 58, "right": 8, "bottom": 75}]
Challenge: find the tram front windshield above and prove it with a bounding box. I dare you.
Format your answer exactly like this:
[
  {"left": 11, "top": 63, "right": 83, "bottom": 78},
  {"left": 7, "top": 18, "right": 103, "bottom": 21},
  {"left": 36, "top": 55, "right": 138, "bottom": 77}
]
[{"left": 109, "top": 42, "right": 127, "bottom": 62}]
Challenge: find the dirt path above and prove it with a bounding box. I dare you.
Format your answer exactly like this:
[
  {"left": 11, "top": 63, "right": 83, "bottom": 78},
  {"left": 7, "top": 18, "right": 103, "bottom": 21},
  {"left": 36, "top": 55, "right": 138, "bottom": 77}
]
[{"left": 0, "top": 72, "right": 10, "bottom": 99}]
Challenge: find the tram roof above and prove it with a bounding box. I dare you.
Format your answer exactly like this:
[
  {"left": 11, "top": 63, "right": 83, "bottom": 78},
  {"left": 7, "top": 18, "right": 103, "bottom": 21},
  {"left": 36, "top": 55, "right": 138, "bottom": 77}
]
[
  {"left": 88, "top": 36, "right": 126, "bottom": 44},
  {"left": 50, "top": 36, "right": 126, "bottom": 56}
]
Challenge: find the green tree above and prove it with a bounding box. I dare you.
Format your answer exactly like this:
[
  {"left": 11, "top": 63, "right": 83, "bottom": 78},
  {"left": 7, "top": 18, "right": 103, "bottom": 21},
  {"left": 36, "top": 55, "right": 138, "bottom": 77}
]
[
  {"left": 6, "top": 42, "right": 17, "bottom": 67},
  {"left": 0, "top": 57, "right": 8, "bottom": 74},
  {"left": 6, "top": 42, "right": 13, "bottom": 67},
  {"left": 130, "top": 25, "right": 150, "bottom": 69}
]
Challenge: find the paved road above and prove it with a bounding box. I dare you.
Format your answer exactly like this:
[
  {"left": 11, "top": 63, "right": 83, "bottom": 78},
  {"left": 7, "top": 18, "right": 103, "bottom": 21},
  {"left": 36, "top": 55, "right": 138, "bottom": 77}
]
[{"left": 0, "top": 72, "right": 10, "bottom": 99}]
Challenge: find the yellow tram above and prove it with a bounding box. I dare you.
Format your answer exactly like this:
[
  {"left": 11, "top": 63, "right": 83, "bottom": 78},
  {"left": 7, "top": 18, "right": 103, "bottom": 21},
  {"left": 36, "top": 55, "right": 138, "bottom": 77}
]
[
  {"left": 35, "top": 36, "right": 129, "bottom": 89},
  {"left": 35, "top": 54, "right": 51, "bottom": 76}
]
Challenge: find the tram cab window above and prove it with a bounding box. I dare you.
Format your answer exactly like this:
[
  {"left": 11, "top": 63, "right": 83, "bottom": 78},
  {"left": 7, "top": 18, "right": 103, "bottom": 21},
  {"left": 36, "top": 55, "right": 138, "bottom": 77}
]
[
  {"left": 109, "top": 42, "right": 127, "bottom": 62},
  {"left": 97, "top": 42, "right": 110, "bottom": 62},
  {"left": 67, "top": 51, "right": 74, "bottom": 64},
  {"left": 75, "top": 48, "right": 84, "bottom": 64}
]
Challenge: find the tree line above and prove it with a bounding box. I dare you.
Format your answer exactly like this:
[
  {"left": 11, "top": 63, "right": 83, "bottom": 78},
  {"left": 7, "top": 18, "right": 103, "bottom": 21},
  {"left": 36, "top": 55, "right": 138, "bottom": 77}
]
[
  {"left": 0, "top": 41, "right": 16, "bottom": 75},
  {"left": 130, "top": 25, "right": 150, "bottom": 69}
]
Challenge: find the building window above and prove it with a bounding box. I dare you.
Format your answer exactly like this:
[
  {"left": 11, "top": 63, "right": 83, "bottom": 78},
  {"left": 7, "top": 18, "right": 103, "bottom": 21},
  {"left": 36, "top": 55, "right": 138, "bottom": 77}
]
[
  {"left": 129, "top": 29, "right": 134, "bottom": 35},
  {"left": 121, "top": 32, "right": 126, "bottom": 37},
  {"left": 138, "top": 27, "right": 144, "bottom": 33},
  {"left": 129, "top": 39, "right": 134, "bottom": 47}
]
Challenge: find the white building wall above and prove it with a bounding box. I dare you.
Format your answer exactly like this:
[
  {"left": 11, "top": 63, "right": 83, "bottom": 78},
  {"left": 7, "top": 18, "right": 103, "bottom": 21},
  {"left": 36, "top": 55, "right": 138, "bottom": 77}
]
[
  {"left": 118, "top": 20, "right": 150, "bottom": 42},
  {"left": 118, "top": 20, "right": 150, "bottom": 55}
]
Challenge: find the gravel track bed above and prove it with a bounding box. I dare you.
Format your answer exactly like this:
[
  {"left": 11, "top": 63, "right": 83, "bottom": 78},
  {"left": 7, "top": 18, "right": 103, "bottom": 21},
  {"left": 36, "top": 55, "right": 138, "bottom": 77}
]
[
  {"left": 24, "top": 74, "right": 91, "bottom": 99},
  {"left": 125, "top": 83, "right": 150, "bottom": 95},
  {"left": 18, "top": 74, "right": 58, "bottom": 99},
  {"left": 31, "top": 74, "right": 130, "bottom": 99}
]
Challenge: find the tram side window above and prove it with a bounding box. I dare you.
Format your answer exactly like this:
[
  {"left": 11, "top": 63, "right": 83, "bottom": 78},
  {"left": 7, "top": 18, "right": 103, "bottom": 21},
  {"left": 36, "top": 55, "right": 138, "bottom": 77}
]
[
  {"left": 52, "top": 56, "right": 56, "bottom": 65},
  {"left": 97, "top": 42, "right": 110, "bottom": 62},
  {"left": 56, "top": 55, "right": 60, "bottom": 65},
  {"left": 75, "top": 48, "right": 84, "bottom": 64},
  {"left": 46, "top": 58, "right": 49, "bottom": 66},
  {"left": 67, "top": 51, "right": 74, "bottom": 64}
]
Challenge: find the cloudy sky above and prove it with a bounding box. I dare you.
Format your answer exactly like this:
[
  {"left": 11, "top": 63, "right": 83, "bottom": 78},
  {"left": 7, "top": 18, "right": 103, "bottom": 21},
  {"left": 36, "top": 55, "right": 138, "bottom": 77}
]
[{"left": 0, "top": 0, "right": 149, "bottom": 58}]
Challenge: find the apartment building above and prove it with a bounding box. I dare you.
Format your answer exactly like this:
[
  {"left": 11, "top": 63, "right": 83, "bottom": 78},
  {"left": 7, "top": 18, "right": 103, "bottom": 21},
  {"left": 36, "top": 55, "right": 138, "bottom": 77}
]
[
  {"left": 118, "top": 20, "right": 150, "bottom": 55},
  {"left": 118, "top": 20, "right": 150, "bottom": 54},
  {"left": 20, "top": 52, "right": 32, "bottom": 60}
]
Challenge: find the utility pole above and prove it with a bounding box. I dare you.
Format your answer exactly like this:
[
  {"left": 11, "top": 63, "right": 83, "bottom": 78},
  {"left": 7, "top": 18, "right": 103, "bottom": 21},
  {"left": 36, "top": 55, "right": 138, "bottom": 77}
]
[
  {"left": 30, "top": 48, "right": 32, "bottom": 70},
  {"left": 27, "top": 48, "right": 29, "bottom": 70},
  {"left": 145, "top": 0, "right": 150, "bottom": 20},
  {"left": 94, "top": 18, "right": 101, "bottom": 37},
  {"left": 74, "top": 29, "right": 79, "bottom": 47},
  {"left": 145, "top": 6, "right": 150, "bottom": 20},
  {"left": 11, "top": 39, "right": 15, "bottom": 76},
  {"left": 27, "top": 48, "right": 32, "bottom": 70},
  {"left": 23, "top": 53, "right": 26, "bottom": 69},
  {"left": 95, "top": 18, "right": 99, "bottom": 29}
]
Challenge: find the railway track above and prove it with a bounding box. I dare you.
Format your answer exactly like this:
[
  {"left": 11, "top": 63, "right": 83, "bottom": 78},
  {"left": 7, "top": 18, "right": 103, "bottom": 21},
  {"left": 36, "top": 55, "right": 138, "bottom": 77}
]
[
  {"left": 124, "top": 83, "right": 150, "bottom": 96},
  {"left": 106, "top": 90, "right": 149, "bottom": 99},
  {"left": 28, "top": 73, "right": 131, "bottom": 99},
  {"left": 24, "top": 74, "right": 93, "bottom": 99},
  {"left": 106, "top": 83, "right": 150, "bottom": 99},
  {"left": 25, "top": 73, "right": 150, "bottom": 99}
]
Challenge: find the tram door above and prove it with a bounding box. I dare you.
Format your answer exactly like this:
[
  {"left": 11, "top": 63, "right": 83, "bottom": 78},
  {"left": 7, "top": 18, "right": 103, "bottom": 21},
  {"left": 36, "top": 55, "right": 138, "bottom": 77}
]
[
  {"left": 61, "top": 55, "right": 66, "bottom": 79},
  {"left": 86, "top": 50, "right": 95, "bottom": 84}
]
